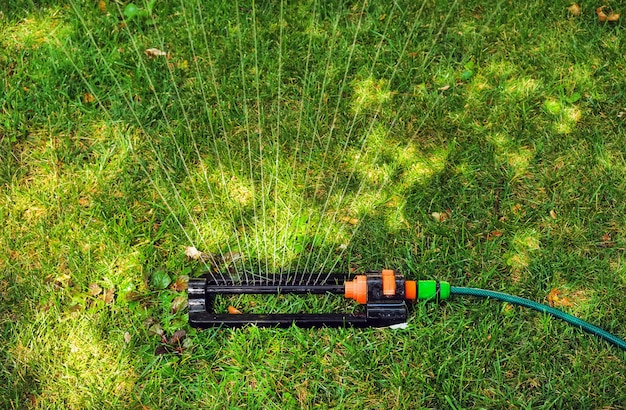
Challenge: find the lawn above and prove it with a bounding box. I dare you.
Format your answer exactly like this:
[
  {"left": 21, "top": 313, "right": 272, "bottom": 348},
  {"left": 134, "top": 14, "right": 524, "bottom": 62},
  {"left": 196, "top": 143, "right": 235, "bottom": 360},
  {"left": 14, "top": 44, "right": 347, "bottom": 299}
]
[{"left": 1, "top": 0, "right": 626, "bottom": 408}]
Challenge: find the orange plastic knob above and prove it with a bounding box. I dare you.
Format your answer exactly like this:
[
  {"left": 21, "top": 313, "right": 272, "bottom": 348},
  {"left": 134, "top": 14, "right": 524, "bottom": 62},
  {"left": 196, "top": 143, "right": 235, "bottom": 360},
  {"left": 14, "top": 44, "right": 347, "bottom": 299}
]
[
  {"left": 405, "top": 280, "right": 417, "bottom": 301},
  {"left": 381, "top": 269, "right": 396, "bottom": 296},
  {"left": 345, "top": 275, "right": 368, "bottom": 304}
]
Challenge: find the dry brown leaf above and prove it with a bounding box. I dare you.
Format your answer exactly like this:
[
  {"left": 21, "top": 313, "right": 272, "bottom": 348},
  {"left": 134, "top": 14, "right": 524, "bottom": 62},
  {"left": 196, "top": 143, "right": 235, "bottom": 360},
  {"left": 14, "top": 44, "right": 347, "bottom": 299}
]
[
  {"left": 487, "top": 230, "right": 502, "bottom": 240},
  {"left": 185, "top": 246, "right": 210, "bottom": 261},
  {"left": 228, "top": 306, "right": 242, "bottom": 314},
  {"left": 600, "top": 232, "right": 615, "bottom": 247},
  {"left": 144, "top": 48, "right": 167, "bottom": 58},
  {"left": 597, "top": 6, "right": 620, "bottom": 22},
  {"left": 98, "top": 0, "right": 107, "bottom": 14},
  {"left": 550, "top": 210, "right": 557, "bottom": 219},
  {"left": 547, "top": 288, "right": 573, "bottom": 308},
  {"left": 171, "top": 275, "right": 189, "bottom": 292},
  {"left": 567, "top": 3, "right": 581, "bottom": 16},
  {"left": 185, "top": 246, "right": 201, "bottom": 259},
  {"left": 83, "top": 93, "right": 95, "bottom": 103},
  {"left": 168, "top": 329, "right": 186, "bottom": 345},
  {"left": 154, "top": 346, "right": 169, "bottom": 355},
  {"left": 101, "top": 288, "right": 115, "bottom": 304},
  {"left": 88, "top": 283, "right": 103, "bottom": 297},
  {"left": 512, "top": 203, "right": 524, "bottom": 215},
  {"left": 124, "top": 331, "right": 131, "bottom": 344},
  {"left": 52, "top": 273, "right": 72, "bottom": 288},
  {"left": 339, "top": 216, "right": 359, "bottom": 225},
  {"left": 431, "top": 209, "right": 451, "bottom": 222},
  {"left": 438, "top": 85, "right": 451, "bottom": 91}
]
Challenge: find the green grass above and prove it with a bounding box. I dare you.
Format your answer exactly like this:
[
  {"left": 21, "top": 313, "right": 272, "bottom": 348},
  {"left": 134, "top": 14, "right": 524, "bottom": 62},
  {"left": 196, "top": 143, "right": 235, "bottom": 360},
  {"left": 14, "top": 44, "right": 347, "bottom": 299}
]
[{"left": 2, "top": 0, "right": 626, "bottom": 408}]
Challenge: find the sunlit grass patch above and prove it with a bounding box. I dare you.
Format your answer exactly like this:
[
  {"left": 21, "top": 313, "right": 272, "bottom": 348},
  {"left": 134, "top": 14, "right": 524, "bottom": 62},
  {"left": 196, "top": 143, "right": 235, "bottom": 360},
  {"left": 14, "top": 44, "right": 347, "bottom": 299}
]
[
  {"left": 1, "top": 7, "right": 71, "bottom": 49},
  {"left": 552, "top": 105, "right": 583, "bottom": 134},
  {"left": 596, "top": 147, "right": 626, "bottom": 175},
  {"left": 10, "top": 316, "right": 137, "bottom": 407},
  {"left": 504, "top": 77, "right": 540, "bottom": 99},
  {"left": 397, "top": 143, "right": 448, "bottom": 187},
  {"left": 486, "top": 132, "right": 535, "bottom": 178},
  {"left": 350, "top": 76, "right": 392, "bottom": 114}
]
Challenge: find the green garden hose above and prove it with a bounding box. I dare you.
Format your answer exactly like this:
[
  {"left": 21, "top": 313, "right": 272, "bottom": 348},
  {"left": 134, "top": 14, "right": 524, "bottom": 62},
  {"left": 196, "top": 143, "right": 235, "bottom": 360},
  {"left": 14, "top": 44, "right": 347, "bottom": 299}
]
[{"left": 449, "top": 286, "right": 626, "bottom": 351}]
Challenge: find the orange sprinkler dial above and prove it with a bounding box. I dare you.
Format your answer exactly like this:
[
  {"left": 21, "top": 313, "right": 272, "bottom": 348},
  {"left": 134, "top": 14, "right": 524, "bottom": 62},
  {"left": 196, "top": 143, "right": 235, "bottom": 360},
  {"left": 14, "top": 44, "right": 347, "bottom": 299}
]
[
  {"left": 344, "top": 274, "right": 368, "bottom": 304},
  {"left": 345, "top": 270, "right": 418, "bottom": 304}
]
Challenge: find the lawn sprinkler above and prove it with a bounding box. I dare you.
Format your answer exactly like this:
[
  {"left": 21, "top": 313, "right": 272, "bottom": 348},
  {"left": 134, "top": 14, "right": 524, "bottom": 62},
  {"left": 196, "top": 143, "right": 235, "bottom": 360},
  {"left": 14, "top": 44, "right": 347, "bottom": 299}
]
[{"left": 188, "top": 269, "right": 626, "bottom": 351}]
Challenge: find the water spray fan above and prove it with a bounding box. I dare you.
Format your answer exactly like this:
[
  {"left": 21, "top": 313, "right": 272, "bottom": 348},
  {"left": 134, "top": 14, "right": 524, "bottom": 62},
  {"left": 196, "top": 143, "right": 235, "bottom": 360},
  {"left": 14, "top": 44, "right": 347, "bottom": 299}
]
[{"left": 188, "top": 270, "right": 626, "bottom": 351}]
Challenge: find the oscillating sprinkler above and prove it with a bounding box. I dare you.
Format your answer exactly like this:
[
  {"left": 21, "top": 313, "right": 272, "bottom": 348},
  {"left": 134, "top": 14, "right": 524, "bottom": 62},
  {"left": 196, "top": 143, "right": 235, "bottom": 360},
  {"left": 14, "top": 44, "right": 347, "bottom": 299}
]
[{"left": 188, "top": 269, "right": 626, "bottom": 351}]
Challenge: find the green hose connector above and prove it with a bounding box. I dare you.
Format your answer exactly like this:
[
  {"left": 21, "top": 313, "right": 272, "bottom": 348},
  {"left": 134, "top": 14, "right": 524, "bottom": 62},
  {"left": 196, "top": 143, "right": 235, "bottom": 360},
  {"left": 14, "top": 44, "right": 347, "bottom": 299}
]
[{"left": 416, "top": 280, "right": 451, "bottom": 301}]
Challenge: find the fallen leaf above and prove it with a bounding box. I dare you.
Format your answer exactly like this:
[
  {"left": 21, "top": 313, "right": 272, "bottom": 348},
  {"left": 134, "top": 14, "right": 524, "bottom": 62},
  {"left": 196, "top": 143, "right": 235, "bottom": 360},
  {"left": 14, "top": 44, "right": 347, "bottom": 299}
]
[
  {"left": 431, "top": 209, "right": 451, "bottom": 222},
  {"left": 171, "top": 296, "right": 188, "bottom": 314},
  {"left": 599, "top": 232, "right": 615, "bottom": 248},
  {"left": 98, "top": 1, "right": 107, "bottom": 14},
  {"left": 438, "top": 85, "right": 451, "bottom": 91},
  {"left": 567, "top": 4, "right": 581, "bottom": 16},
  {"left": 88, "top": 283, "right": 103, "bottom": 297},
  {"left": 168, "top": 329, "right": 186, "bottom": 345},
  {"left": 53, "top": 273, "right": 72, "bottom": 288},
  {"left": 154, "top": 346, "right": 169, "bottom": 355},
  {"left": 144, "top": 48, "right": 167, "bottom": 58},
  {"left": 228, "top": 306, "right": 242, "bottom": 314},
  {"left": 171, "top": 275, "right": 189, "bottom": 292},
  {"left": 185, "top": 246, "right": 202, "bottom": 260},
  {"left": 83, "top": 93, "right": 95, "bottom": 103},
  {"left": 339, "top": 216, "right": 359, "bottom": 225},
  {"left": 124, "top": 331, "right": 131, "bottom": 344},
  {"left": 149, "top": 323, "right": 168, "bottom": 343},
  {"left": 547, "top": 288, "right": 573, "bottom": 308},
  {"left": 185, "top": 246, "right": 214, "bottom": 262},
  {"left": 550, "top": 210, "right": 557, "bottom": 219},
  {"left": 101, "top": 288, "right": 115, "bottom": 304},
  {"left": 597, "top": 6, "right": 620, "bottom": 22},
  {"left": 487, "top": 230, "right": 502, "bottom": 240},
  {"left": 512, "top": 203, "right": 524, "bottom": 215}
]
